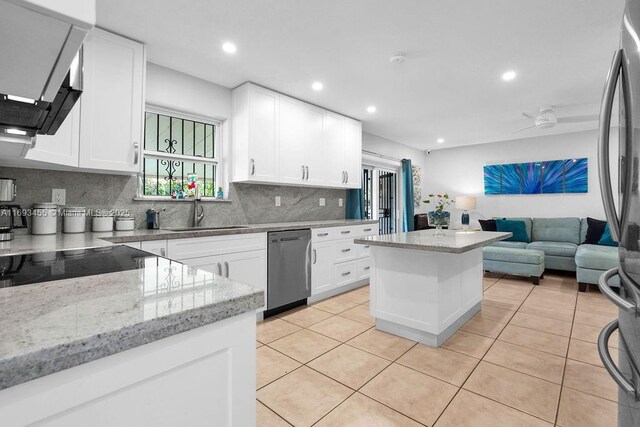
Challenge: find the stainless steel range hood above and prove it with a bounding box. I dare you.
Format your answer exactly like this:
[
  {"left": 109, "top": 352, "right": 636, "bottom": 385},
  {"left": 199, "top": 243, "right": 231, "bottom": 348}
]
[
  {"left": 0, "top": 0, "right": 94, "bottom": 156},
  {"left": 0, "top": 51, "right": 83, "bottom": 139}
]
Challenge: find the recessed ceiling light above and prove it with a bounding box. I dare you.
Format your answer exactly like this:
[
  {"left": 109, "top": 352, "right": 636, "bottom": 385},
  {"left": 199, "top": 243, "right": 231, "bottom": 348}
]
[
  {"left": 222, "top": 42, "right": 237, "bottom": 54},
  {"left": 502, "top": 70, "right": 517, "bottom": 81},
  {"left": 437, "top": 138, "right": 445, "bottom": 144},
  {"left": 5, "top": 128, "right": 27, "bottom": 136},
  {"left": 311, "top": 81, "right": 323, "bottom": 91},
  {"left": 367, "top": 105, "right": 377, "bottom": 113}
]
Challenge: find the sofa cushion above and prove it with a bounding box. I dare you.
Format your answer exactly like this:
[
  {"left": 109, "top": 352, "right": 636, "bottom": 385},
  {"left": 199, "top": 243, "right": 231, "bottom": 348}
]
[
  {"left": 580, "top": 218, "right": 588, "bottom": 244},
  {"left": 576, "top": 244, "right": 619, "bottom": 271},
  {"left": 584, "top": 217, "right": 608, "bottom": 244},
  {"left": 599, "top": 224, "right": 618, "bottom": 247},
  {"left": 504, "top": 217, "right": 532, "bottom": 241},
  {"left": 532, "top": 217, "right": 581, "bottom": 244},
  {"left": 479, "top": 219, "right": 497, "bottom": 231},
  {"left": 526, "top": 241, "right": 578, "bottom": 257},
  {"left": 489, "top": 241, "right": 528, "bottom": 249},
  {"left": 496, "top": 219, "right": 529, "bottom": 243},
  {"left": 483, "top": 247, "right": 545, "bottom": 265}
]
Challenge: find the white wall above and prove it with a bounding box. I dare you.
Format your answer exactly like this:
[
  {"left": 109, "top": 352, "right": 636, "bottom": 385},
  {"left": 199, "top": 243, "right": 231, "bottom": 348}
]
[
  {"left": 424, "top": 129, "right": 620, "bottom": 228},
  {"left": 362, "top": 132, "right": 429, "bottom": 214}
]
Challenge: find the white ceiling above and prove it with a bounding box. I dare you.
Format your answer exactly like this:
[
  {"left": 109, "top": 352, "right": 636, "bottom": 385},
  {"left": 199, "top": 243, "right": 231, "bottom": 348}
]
[{"left": 96, "top": 0, "right": 625, "bottom": 151}]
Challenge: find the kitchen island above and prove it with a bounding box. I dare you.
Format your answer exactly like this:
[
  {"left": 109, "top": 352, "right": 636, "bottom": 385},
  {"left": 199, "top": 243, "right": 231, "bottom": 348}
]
[
  {"left": 354, "top": 229, "right": 510, "bottom": 347},
  {"left": 0, "top": 246, "right": 264, "bottom": 426}
]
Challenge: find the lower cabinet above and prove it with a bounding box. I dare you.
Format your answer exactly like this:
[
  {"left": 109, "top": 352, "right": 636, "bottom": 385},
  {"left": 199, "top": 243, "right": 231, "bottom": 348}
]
[{"left": 311, "top": 224, "right": 377, "bottom": 297}]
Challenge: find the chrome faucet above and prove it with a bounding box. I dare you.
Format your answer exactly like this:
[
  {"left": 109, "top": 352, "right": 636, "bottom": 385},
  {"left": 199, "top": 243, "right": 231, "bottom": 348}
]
[{"left": 193, "top": 185, "right": 205, "bottom": 227}]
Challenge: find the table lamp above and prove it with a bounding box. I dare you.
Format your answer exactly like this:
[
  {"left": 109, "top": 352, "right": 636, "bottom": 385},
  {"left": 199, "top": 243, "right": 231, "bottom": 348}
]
[{"left": 456, "top": 196, "right": 476, "bottom": 230}]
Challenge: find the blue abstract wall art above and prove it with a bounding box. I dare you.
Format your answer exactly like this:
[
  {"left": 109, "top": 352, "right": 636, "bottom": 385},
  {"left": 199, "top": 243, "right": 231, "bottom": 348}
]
[{"left": 483, "top": 158, "right": 588, "bottom": 195}]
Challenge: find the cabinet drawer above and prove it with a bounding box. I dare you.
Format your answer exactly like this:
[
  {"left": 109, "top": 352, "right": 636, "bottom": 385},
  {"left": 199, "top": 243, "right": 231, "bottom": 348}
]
[
  {"left": 334, "top": 239, "right": 356, "bottom": 262},
  {"left": 168, "top": 233, "right": 266, "bottom": 260},
  {"left": 312, "top": 228, "right": 334, "bottom": 242},
  {"left": 358, "top": 258, "right": 372, "bottom": 280},
  {"left": 357, "top": 242, "right": 371, "bottom": 258},
  {"left": 334, "top": 262, "right": 357, "bottom": 286},
  {"left": 359, "top": 224, "right": 377, "bottom": 237},
  {"left": 334, "top": 226, "right": 356, "bottom": 239}
]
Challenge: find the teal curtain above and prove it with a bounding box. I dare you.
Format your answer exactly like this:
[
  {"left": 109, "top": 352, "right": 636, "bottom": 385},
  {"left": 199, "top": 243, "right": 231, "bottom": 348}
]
[
  {"left": 346, "top": 189, "right": 365, "bottom": 219},
  {"left": 401, "top": 159, "right": 415, "bottom": 232}
]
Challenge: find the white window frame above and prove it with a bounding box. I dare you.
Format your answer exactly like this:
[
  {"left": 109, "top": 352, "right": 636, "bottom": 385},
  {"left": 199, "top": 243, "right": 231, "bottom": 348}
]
[{"left": 139, "top": 105, "right": 223, "bottom": 200}]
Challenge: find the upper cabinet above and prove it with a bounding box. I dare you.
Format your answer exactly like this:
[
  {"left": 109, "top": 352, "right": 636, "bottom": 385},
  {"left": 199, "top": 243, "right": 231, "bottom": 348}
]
[
  {"left": 231, "top": 83, "right": 362, "bottom": 189},
  {"left": 79, "top": 29, "right": 145, "bottom": 173},
  {"left": 23, "top": 29, "right": 145, "bottom": 175}
]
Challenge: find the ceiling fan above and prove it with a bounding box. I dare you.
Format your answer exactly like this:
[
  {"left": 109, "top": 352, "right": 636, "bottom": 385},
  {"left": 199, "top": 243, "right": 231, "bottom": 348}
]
[{"left": 514, "top": 106, "right": 599, "bottom": 133}]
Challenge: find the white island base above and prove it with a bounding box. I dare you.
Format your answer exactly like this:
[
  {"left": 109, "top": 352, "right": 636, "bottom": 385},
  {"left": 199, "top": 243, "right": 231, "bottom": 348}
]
[{"left": 370, "top": 245, "right": 484, "bottom": 347}]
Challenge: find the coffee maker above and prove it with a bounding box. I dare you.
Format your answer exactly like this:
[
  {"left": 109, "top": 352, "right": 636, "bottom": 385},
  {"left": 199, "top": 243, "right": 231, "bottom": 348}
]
[{"left": 0, "top": 178, "right": 27, "bottom": 241}]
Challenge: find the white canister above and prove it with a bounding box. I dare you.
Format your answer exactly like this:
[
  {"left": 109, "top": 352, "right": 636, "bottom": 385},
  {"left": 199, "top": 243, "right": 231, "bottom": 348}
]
[
  {"left": 63, "top": 206, "right": 86, "bottom": 234},
  {"left": 31, "top": 203, "right": 58, "bottom": 235},
  {"left": 115, "top": 215, "right": 135, "bottom": 231},
  {"left": 92, "top": 211, "right": 114, "bottom": 232}
]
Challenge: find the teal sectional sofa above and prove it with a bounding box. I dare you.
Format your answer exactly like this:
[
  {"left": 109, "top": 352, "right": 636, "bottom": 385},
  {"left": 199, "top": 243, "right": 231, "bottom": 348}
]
[{"left": 483, "top": 217, "right": 619, "bottom": 291}]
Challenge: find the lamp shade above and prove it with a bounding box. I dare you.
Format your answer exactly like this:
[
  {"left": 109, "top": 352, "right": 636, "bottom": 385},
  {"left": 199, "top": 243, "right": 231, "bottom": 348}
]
[{"left": 456, "top": 196, "right": 476, "bottom": 210}]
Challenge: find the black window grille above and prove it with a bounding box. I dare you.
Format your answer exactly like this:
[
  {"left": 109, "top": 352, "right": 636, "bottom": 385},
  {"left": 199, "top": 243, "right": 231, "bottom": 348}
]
[
  {"left": 379, "top": 171, "right": 396, "bottom": 235},
  {"left": 142, "top": 112, "right": 218, "bottom": 197}
]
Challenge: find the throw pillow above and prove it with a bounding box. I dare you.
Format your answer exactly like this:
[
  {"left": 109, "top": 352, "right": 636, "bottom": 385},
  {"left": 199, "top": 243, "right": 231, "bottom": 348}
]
[
  {"left": 478, "top": 219, "right": 497, "bottom": 232},
  {"left": 598, "top": 224, "right": 618, "bottom": 247},
  {"left": 584, "top": 217, "right": 608, "bottom": 244},
  {"left": 496, "top": 219, "right": 529, "bottom": 243}
]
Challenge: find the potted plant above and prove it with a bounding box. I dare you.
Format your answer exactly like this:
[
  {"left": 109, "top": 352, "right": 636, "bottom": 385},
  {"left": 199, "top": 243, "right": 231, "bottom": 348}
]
[{"left": 423, "top": 193, "right": 451, "bottom": 236}]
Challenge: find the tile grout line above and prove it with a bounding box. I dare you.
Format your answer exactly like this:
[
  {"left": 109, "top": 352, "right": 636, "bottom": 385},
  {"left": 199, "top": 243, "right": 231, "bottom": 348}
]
[
  {"left": 431, "top": 275, "right": 538, "bottom": 426},
  {"left": 553, "top": 280, "right": 580, "bottom": 426}
]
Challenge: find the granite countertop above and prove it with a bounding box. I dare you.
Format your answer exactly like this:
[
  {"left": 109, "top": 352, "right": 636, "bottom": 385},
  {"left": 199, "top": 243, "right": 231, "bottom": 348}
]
[
  {"left": 0, "top": 220, "right": 378, "bottom": 256},
  {"left": 354, "top": 229, "right": 512, "bottom": 254},
  {"left": 0, "top": 255, "right": 264, "bottom": 390}
]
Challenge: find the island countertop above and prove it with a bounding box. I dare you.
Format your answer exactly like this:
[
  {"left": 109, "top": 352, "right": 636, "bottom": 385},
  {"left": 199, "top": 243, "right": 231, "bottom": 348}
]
[
  {"left": 354, "top": 229, "right": 512, "bottom": 254},
  {"left": 0, "top": 254, "right": 264, "bottom": 390}
]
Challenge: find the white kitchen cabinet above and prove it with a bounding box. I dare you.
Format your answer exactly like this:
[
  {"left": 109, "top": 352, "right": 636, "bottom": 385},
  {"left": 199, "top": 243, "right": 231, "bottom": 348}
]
[
  {"left": 304, "top": 105, "right": 326, "bottom": 186},
  {"left": 322, "top": 111, "right": 345, "bottom": 187},
  {"left": 343, "top": 118, "right": 363, "bottom": 188},
  {"left": 278, "top": 95, "right": 306, "bottom": 184},
  {"left": 312, "top": 240, "right": 335, "bottom": 295},
  {"left": 224, "top": 250, "right": 267, "bottom": 306},
  {"left": 79, "top": 28, "right": 145, "bottom": 173},
  {"left": 231, "top": 83, "right": 362, "bottom": 189},
  {"left": 180, "top": 255, "right": 224, "bottom": 276},
  {"left": 310, "top": 223, "right": 378, "bottom": 300},
  {"left": 232, "top": 83, "right": 279, "bottom": 182}
]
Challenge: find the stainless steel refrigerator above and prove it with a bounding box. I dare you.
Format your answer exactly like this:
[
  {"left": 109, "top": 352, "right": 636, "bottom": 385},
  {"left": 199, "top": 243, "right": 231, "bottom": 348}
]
[{"left": 598, "top": 1, "right": 640, "bottom": 425}]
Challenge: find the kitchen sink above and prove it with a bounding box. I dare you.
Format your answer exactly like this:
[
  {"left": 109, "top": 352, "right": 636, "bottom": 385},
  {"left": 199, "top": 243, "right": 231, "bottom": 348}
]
[{"left": 167, "top": 226, "right": 250, "bottom": 232}]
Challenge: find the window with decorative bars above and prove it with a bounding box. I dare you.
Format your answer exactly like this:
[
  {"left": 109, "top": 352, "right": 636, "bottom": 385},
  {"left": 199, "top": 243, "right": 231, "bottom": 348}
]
[{"left": 141, "top": 109, "right": 220, "bottom": 198}]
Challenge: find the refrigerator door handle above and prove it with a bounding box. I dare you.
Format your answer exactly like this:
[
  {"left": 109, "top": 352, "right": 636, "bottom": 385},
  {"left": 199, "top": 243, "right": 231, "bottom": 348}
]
[
  {"left": 598, "top": 320, "right": 638, "bottom": 399},
  {"left": 599, "top": 267, "right": 637, "bottom": 313},
  {"left": 598, "top": 49, "right": 625, "bottom": 242}
]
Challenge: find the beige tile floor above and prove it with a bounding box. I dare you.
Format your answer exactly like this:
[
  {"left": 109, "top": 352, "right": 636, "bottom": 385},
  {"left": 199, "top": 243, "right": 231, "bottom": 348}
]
[{"left": 256, "top": 273, "right": 619, "bottom": 426}]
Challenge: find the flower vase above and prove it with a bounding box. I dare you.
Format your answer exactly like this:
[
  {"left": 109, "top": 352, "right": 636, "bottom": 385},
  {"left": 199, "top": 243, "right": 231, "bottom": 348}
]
[{"left": 427, "top": 211, "right": 450, "bottom": 236}]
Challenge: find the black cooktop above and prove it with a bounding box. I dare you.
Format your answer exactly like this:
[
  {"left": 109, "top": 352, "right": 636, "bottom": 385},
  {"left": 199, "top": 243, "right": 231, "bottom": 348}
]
[{"left": 0, "top": 246, "right": 158, "bottom": 288}]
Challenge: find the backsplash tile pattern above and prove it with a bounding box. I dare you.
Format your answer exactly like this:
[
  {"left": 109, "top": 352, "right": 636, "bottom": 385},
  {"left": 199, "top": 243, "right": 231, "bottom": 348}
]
[{"left": 0, "top": 167, "right": 346, "bottom": 230}]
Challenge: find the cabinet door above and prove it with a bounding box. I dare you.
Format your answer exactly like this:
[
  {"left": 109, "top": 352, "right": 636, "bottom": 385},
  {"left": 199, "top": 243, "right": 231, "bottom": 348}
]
[
  {"left": 224, "top": 249, "right": 267, "bottom": 311},
  {"left": 248, "top": 85, "right": 278, "bottom": 182},
  {"left": 322, "top": 111, "right": 344, "bottom": 187},
  {"left": 311, "top": 241, "right": 335, "bottom": 295},
  {"left": 305, "top": 105, "right": 325, "bottom": 186},
  {"left": 26, "top": 103, "right": 80, "bottom": 167},
  {"left": 343, "top": 118, "right": 362, "bottom": 188},
  {"left": 278, "top": 95, "right": 306, "bottom": 184},
  {"left": 79, "top": 29, "right": 144, "bottom": 173},
  {"left": 178, "top": 255, "right": 224, "bottom": 276}
]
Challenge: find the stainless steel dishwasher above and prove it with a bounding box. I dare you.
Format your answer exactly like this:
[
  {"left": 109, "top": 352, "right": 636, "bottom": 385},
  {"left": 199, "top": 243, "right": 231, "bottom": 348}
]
[{"left": 267, "top": 229, "right": 311, "bottom": 314}]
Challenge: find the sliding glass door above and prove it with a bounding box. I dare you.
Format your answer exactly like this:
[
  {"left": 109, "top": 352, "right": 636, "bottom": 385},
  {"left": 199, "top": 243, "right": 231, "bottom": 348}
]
[{"left": 363, "top": 166, "right": 399, "bottom": 235}]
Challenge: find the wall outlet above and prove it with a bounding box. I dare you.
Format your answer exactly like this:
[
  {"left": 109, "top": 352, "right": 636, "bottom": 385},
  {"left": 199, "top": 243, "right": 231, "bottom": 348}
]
[
  {"left": 275, "top": 196, "right": 281, "bottom": 207},
  {"left": 319, "top": 198, "right": 325, "bottom": 207},
  {"left": 52, "top": 189, "right": 66, "bottom": 205},
  {"left": 339, "top": 198, "right": 343, "bottom": 207}
]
